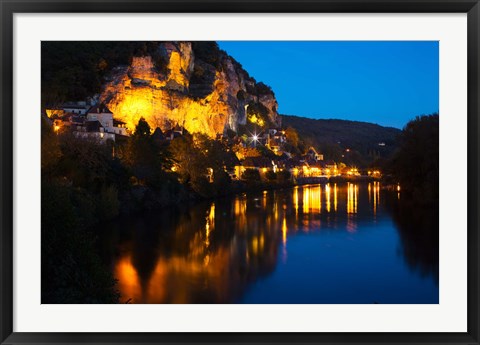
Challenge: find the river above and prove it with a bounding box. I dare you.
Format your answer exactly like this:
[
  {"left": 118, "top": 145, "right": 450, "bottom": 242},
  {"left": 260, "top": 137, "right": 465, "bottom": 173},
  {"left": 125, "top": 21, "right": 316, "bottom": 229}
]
[{"left": 97, "top": 182, "right": 439, "bottom": 304}]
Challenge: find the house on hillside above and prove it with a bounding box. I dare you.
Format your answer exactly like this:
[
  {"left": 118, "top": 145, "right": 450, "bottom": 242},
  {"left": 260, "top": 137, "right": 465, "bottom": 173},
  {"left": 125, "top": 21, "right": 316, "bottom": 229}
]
[
  {"left": 73, "top": 120, "right": 115, "bottom": 142},
  {"left": 62, "top": 101, "right": 91, "bottom": 115},
  {"left": 86, "top": 104, "right": 129, "bottom": 137},
  {"left": 306, "top": 147, "right": 324, "bottom": 161}
]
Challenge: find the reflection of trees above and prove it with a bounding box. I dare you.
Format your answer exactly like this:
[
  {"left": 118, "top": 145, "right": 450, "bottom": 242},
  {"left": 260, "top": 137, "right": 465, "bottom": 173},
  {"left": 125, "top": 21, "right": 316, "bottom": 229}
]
[
  {"left": 101, "top": 184, "right": 438, "bottom": 303},
  {"left": 105, "top": 196, "right": 282, "bottom": 303},
  {"left": 384, "top": 194, "right": 439, "bottom": 283}
]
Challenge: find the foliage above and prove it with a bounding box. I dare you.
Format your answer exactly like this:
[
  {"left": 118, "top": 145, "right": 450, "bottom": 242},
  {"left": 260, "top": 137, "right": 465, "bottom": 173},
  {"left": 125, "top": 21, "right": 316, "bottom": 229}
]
[
  {"left": 41, "top": 180, "right": 119, "bottom": 303},
  {"left": 388, "top": 114, "right": 439, "bottom": 203},
  {"left": 276, "top": 170, "right": 292, "bottom": 184},
  {"left": 169, "top": 132, "right": 235, "bottom": 197},
  {"left": 242, "top": 169, "right": 262, "bottom": 186},
  {"left": 255, "top": 82, "right": 274, "bottom": 95},
  {"left": 282, "top": 114, "right": 400, "bottom": 166},
  {"left": 41, "top": 116, "right": 62, "bottom": 176},
  {"left": 191, "top": 41, "right": 223, "bottom": 68},
  {"left": 42, "top": 41, "right": 164, "bottom": 106},
  {"left": 265, "top": 170, "right": 277, "bottom": 181}
]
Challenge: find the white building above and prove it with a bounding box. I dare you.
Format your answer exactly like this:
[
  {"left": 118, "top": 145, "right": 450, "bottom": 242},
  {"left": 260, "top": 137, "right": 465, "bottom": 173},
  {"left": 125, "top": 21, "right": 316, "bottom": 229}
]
[
  {"left": 62, "top": 101, "right": 91, "bottom": 115},
  {"left": 72, "top": 120, "right": 115, "bottom": 143},
  {"left": 87, "top": 104, "right": 129, "bottom": 137}
]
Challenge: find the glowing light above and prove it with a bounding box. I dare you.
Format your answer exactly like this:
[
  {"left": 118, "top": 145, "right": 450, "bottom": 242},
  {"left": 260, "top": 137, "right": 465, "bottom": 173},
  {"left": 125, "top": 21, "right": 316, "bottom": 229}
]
[
  {"left": 325, "top": 184, "right": 331, "bottom": 213},
  {"left": 333, "top": 184, "right": 338, "bottom": 212},
  {"left": 347, "top": 183, "right": 358, "bottom": 214},
  {"left": 114, "top": 255, "right": 141, "bottom": 303},
  {"left": 303, "top": 187, "right": 310, "bottom": 213}
]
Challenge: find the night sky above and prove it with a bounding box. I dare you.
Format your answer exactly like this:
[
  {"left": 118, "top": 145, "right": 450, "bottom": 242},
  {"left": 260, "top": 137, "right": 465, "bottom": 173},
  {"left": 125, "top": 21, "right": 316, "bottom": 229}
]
[{"left": 218, "top": 41, "right": 439, "bottom": 129}]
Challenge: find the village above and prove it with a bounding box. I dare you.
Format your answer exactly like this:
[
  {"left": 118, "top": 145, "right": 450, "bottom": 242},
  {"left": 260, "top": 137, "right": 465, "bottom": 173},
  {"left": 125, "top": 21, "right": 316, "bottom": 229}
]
[{"left": 45, "top": 100, "right": 382, "bottom": 185}]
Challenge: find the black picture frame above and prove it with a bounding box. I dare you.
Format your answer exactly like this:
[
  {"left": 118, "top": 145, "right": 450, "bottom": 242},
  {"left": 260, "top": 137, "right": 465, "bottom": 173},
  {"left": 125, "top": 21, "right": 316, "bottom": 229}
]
[{"left": 1, "top": 1, "right": 479, "bottom": 344}]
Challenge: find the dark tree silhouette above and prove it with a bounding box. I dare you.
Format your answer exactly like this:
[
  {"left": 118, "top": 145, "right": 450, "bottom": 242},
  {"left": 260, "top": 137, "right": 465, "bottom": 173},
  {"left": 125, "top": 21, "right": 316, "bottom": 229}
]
[{"left": 389, "top": 114, "right": 439, "bottom": 204}]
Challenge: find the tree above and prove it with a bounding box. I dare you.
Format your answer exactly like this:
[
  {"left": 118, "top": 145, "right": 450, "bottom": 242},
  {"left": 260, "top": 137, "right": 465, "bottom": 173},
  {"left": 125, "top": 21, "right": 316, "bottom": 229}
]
[
  {"left": 123, "top": 118, "right": 178, "bottom": 190},
  {"left": 285, "top": 127, "right": 299, "bottom": 147},
  {"left": 389, "top": 114, "right": 439, "bottom": 203},
  {"left": 41, "top": 116, "right": 62, "bottom": 177},
  {"left": 242, "top": 168, "right": 261, "bottom": 186}
]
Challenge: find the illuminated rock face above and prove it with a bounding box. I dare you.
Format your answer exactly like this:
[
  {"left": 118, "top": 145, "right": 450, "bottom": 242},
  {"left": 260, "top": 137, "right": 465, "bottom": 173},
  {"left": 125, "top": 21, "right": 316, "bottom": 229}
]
[{"left": 101, "top": 42, "right": 278, "bottom": 137}]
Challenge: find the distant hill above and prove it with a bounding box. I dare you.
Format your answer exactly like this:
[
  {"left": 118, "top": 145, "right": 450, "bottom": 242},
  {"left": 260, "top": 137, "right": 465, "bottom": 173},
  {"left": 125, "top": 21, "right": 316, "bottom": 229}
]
[{"left": 282, "top": 114, "right": 401, "bottom": 167}]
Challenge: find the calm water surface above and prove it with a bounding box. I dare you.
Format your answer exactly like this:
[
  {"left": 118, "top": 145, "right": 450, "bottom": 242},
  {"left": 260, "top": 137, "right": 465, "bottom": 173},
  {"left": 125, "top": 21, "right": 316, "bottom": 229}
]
[{"left": 98, "top": 183, "right": 439, "bottom": 304}]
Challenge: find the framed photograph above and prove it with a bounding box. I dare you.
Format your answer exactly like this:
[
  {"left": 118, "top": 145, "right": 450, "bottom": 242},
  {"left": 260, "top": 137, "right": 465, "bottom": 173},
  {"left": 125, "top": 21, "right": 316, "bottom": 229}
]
[{"left": 1, "top": 1, "right": 479, "bottom": 344}]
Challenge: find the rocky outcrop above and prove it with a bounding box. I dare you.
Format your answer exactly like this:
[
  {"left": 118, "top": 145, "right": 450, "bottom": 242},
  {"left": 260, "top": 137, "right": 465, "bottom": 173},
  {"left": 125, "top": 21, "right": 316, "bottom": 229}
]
[{"left": 100, "top": 42, "right": 279, "bottom": 137}]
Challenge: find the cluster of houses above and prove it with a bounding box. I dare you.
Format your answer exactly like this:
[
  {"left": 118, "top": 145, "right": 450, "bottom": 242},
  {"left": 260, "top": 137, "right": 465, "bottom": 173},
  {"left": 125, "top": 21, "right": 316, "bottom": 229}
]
[
  {"left": 231, "top": 146, "right": 339, "bottom": 181},
  {"left": 46, "top": 101, "right": 364, "bottom": 182},
  {"left": 46, "top": 101, "right": 129, "bottom": 143}
]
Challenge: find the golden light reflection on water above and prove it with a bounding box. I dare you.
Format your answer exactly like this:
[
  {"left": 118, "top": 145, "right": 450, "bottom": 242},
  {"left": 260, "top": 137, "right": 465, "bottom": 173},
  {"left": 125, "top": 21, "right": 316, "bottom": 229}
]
[
  {"left": 293, "top": 187, "right": 299, "bottom": 215},
  {"left": 112, "top": 183, "right": 384, "bottom": 303},
  {"left": 347, "top": 183, "right": 358, "bottom": 214},
  {"left": 115, "top": 255, "right": 141, "bottom": 303},
  {"left": 325, "top": 184, "right": 331, "bottom": 213},
  {"left": 368, "top": 181, "right": 380, "bottom": 216},
  {"left": 334, "top": 183, "right": 338, "bottom": 212},
  {"left": 205, "top": 203, "right": 215, "bottom": 248}
]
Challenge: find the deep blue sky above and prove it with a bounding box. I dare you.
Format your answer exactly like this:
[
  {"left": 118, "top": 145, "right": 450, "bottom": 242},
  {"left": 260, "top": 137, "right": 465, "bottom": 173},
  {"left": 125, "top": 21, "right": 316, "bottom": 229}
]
[{"left": 217, "top": 41, "right": 438, "bottom": 129}]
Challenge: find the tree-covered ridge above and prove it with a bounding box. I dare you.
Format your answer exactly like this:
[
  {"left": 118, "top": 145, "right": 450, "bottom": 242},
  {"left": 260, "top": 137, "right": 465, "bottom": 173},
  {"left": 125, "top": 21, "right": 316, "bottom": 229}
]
[{"left": 282, "top": 114, "right": 401, "bottom": 166}]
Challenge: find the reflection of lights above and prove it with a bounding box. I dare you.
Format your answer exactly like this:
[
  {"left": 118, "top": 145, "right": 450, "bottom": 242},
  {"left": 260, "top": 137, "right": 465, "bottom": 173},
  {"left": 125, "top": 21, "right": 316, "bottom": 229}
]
[
  {"left": 205, "top": 203, "right": 215, "bottom": 247},
  {"left": 303, "top": 187, "right": 310, "bottom": 213},
  {"left": 347, "top": 183, "right": 357, "bottom": 214},
  {"left": 282, "top": 216, "right": 287, "bottom": 246},
  {"left": 325, "top": 184, "right": 331, "bottom": 213},
  {"left": 115, "top": 255, "right": 141, "bottom": 303},
  {"left": 333, "top": 183, "right": 338, "bottom": 212},
  {"left": 251, "top": 236, "right": 259, "bottom": 254},
  {"left": 293, "top": 187, "right": 299, "bottom": 215}
]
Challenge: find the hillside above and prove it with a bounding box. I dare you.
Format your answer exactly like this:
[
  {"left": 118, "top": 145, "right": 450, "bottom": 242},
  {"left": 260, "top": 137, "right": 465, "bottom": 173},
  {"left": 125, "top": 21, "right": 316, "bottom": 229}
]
[
  {"left": 42, "top": 41, "right": 279, "bottom": 137},
  {"left": 282, "top": 115, "right": 401, "bottom": 166}
]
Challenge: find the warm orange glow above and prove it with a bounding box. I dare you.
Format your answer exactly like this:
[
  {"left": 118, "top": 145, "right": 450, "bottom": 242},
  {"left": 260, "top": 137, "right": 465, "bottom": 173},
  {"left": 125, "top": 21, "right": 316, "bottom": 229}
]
[
  {"left": 205, "top": 203, "right": 215, "bottom": 248},
  {"left": 303, "top": 187, "right": 310, "bottom": 213},
  {"left": 114, "top": 255, "right": 141, "bottom": 303},
  {"left": 333, "top": 184, "right": 338, "bottom": 212},
  {"left": 282, "top": 216, "right": 287, "bottom": 246},
  {"left": 103, "top": 55, "right": 230, "bottom": 138},
  {"left": 347, "top": 183, "right": 357, "bottom": 214},
  {"left": 248, "top": 113, "right": 265, "bottom": 127},
  {"left": 325, "top": 184, "right": 331, "bottom": 213},
  {"left": 293, "top": 187, "right": 299, "bottom": 215}
]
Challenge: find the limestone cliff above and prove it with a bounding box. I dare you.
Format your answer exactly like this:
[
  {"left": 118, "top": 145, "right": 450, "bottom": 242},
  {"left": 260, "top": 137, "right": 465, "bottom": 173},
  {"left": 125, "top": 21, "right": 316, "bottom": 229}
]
[{"left": 100, "top": 42, "right": 279, "bottom": 137}]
